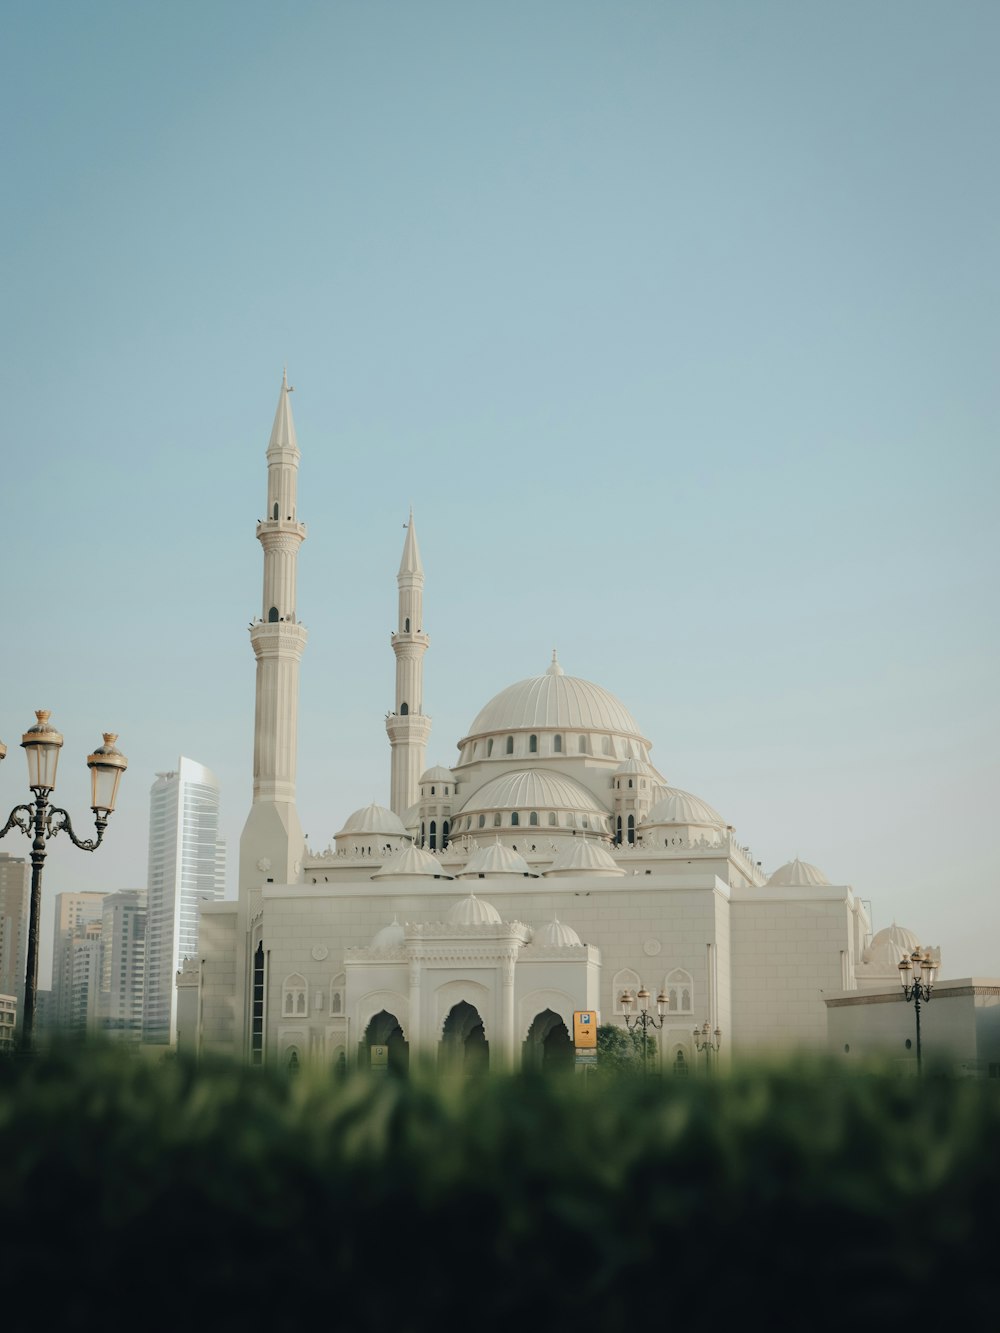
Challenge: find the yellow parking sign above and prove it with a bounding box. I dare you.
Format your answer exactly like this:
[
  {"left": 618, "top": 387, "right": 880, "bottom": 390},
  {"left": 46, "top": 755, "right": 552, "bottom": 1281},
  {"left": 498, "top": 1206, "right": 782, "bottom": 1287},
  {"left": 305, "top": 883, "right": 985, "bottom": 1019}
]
[{"left": 573, "top": 1010, "right": 598, "bottom": 1048}]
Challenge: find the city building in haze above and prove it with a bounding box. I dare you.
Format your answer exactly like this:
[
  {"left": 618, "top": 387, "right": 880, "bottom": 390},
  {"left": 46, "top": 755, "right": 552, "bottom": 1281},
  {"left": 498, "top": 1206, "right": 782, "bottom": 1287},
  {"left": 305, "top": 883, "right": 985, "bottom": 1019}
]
[
  {"left": 0, "top": 852, "right": 29, "bottom": 1030},
  {"left": 144, "top": 759, "right": 225, "bottom": 1047},
  {"left": 98, "top": 889, "right": 146, "bottom": 1044},
  {"left": 50, "top": 891, "right": 107, "bottom": 1034}
]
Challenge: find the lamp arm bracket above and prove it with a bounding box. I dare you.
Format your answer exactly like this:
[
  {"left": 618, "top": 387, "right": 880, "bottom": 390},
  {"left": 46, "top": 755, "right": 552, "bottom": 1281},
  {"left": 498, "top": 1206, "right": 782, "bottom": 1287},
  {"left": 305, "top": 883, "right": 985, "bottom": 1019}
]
[
  {"left": 46, "top": 806, "right": 107, "bottom": 852},
  {"left": 0, "top": 804, "right": 34, "bottom": 841}
]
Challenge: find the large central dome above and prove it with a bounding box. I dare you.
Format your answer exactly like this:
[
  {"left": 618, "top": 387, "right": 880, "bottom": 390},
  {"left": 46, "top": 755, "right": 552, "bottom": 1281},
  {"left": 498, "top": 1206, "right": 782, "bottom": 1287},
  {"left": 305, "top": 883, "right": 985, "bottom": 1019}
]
[{"left": 463, "top": 652, "right": 645, "bottom": 739}]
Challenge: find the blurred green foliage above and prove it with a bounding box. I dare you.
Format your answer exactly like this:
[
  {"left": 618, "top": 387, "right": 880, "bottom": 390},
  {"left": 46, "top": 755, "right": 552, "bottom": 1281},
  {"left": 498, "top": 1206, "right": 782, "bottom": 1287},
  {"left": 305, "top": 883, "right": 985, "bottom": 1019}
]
[{"left": 1, "top": 1043, "right": 997, "bottom": 1328}]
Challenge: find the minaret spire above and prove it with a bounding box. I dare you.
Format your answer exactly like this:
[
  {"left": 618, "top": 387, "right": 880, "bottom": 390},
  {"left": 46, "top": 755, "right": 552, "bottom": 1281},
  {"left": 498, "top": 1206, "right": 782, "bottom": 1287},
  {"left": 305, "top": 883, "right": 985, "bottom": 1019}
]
[
  {"left": 238, "top": 371, "right": 308, "bottom": 894},
  {"left": 386, "top": 511, "right": 431, "bottom": 816}
]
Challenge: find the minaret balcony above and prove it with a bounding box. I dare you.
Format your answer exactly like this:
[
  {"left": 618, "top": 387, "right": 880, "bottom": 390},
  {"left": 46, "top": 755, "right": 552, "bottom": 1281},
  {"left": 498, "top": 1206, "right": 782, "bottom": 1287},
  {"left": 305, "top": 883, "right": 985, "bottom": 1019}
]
[{"left": 257, "top": 518, "right": 307, "bottom": 537}]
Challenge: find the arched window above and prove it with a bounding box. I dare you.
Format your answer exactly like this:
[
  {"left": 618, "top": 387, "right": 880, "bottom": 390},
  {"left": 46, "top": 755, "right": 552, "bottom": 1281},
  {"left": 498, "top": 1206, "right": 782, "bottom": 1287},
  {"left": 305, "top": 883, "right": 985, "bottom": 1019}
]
[
  {"left": 554, "top": 734, "right": 563, "bottom": 753},
  {"left": 616, "top": 815, "right": 622, "bottom": 845},
  {"left": 627, "top": 814, "right": 635, "bottom": 845},
  {"left": 529, "top": 811, "right": 538, "bottom": 826},
  {"left": 548, "top": 812, "right": 557, "bottom": 826},
  {"left": 283, "top": 973, "right": 307, "bottom": 1018},
  {"left": 582, "top": 816, "right": 589, "bottom": 829},
  {"left": 429, "top": 820, "right": 437, "bottom": 851},
  {"left": 487, "top": 739, "right": 494, "bottom": 757},
  {"left": 420, "top": 821, "right": 426, "bottom": 845},
  {"left": 602, "top": 737, "right": 612, "bottom": 755},
  {"left": 529, "top": 735, "right": 538, "bottom": 753},
  {"left": 613, "top": 968, "right": 642, "bottom": 1015},
  {"left": 251, "top": 941, "right": 265, "bottom": 1066},
  {"left": 578, "top": 735, "right": 587, "bottom": 754},
  {"left": 404, "top": 617, "right": 410, "bottom": 632},
  {"left": 400, "top": 702, "right": 409, "bottom": 715},
  {"left": 673, "top": 1048, "right": 689, "bottom": 1077},
  {"left": 511, "top": 812, "right": 519, "bottom": 826},
  {"left": 478, "top": 815, "right": 486, "bottom": 829},
  {"left": 493, "top": 813, "right": 502, "bottom": 827},
  {"left": 431, "top": 786, "right": 435, "bottom": 795},
  {"left": 272, "top": 502, "right": 279, "bottom": 520},
  {"left": 268, "top": 607, "right": 279, "bottom": 623},
  {"left": 666, "top": 969, "right": 693, "bottom": 1014},
  {"left": 506, "top": 736, "right": 514, "bottom": 754},
  {"left": 442, "top": 820, "right": 450, "bottom": 848},
  {"left": 628, "top": 778, "right": 633, "bottom": 788}
]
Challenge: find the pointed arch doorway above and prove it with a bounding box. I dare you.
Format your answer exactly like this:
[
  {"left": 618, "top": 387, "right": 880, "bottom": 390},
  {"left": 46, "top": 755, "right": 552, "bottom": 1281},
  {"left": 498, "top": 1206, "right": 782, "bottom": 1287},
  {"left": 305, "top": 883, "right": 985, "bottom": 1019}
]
[
  {"left": 439, "top": 1000, "right": 490, "bottom": 1074},
  {"left": 522, "top": 1009, "right": 573, "bottom": 1072},
  {"left": 360, "top": 1010, "right": 409, "bottom": 1072}
]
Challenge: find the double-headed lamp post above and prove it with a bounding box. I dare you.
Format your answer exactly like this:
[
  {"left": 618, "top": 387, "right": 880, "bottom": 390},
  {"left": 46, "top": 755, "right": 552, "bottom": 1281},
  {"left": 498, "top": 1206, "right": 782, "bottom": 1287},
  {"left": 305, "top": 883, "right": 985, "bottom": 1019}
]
[
  {"left": 0, "top": 711, "right": 127, "bottom": 1048},
  {"left": 693, "top": 1020, "right": 722, "bottom": 1073},
  {"left": 898, "top": 947, "right": 936, "bottom": 1074},
  {"left": 619, "top": 986, "right": 669, "bottom": 1074}
]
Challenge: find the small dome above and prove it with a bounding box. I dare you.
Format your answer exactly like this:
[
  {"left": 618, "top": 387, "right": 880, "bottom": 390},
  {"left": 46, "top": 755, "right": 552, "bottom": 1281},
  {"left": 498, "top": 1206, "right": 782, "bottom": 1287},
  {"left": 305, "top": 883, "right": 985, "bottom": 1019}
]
[
  {"left": 863, "top": 923, "right": 922, "bottom": 966},
  {"left": 533, "top": 916, "right": 583, "bottom": 947},
  {"left": 420, "top": 765, "right": 456, "bottom": 784},
  {"left": 370, "top": 916, "right": 405, "bottom": 949},
  {"left": 371, "top": 844, "right": 454, "bottom": 881},
  {"left": 463, "top": 658, "right": 645, "bottom": 739},
  {"left": 614, "top": 757, "right": 656, "bottom": 777},
  {"left": 543, "top": 840, "right": 625, "bottom": 877},
  {"left": 642, "top": 788, "right": 726, "bottom": 829},
  {"left": 447, "top": 893, "right": 502, "bottom": 926},
  {"left": 458, "top": 842, "right": 536, "bottom": 878},
  {"left": 767, "top": 858, "right": 830, "bottom": 887},
  {"left": 335, "top": 802, "right": 410, "bottom": 838}
]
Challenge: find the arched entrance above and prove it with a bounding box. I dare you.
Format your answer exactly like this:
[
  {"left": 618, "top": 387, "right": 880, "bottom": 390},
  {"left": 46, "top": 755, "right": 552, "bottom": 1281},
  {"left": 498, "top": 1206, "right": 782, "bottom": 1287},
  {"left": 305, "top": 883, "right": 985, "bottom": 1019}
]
[
  {"left": 439, "top": 1000, "right": 490, "bottom": 1073},
  {"left": 522, "top": 1009, "right": 573, "bottom": 1072},
  {"left": 359, "top": 1009, "right": 409, "bottom": 1072}
]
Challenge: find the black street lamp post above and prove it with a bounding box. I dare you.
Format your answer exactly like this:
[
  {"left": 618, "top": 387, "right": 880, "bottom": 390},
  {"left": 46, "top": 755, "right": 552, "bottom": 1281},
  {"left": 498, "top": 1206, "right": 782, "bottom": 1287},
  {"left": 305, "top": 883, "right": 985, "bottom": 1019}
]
[
  {"left": 693, "top": 1019, "right": 722, "bottom": 1073},
  {"left": 898, "top": 947, "right": 936, "bottom": 1074},
  {"left": 619, "top": 985, "right": 669, "bottom": 1075},
  {"left": 0, "top": 712, "right": 127, "bottom": 1049}
]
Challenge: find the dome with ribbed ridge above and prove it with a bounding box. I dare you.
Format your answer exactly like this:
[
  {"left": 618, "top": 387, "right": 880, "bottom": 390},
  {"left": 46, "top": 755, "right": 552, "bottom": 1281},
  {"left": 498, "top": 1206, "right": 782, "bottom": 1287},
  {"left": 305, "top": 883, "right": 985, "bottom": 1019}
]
[
  {"left": 533, "top": 916, "right": 583, "bottom": 947},
  {"left": 463, "top": 653, "right": 645, "bottom": 739},
  {"left": 767, "top": 858, "right": 830, "bottom": 887},
  {"left": 459, "top": 770, "right": 608, "bottom": 820},
  {"left": 642, "top": 788, "right": 726, "bottom": 830},
  {"left": 543, "top": 840, "right": 625, "bottom": 877},
  {"left": 335, "top": 802, "right": 410, "bottom": 838},
  {"left": 862, "top": 923, "right": 921, "bottom": 965},
  {"left": 370, "top": 916, "right": 405, "bottom": 949},
  {"left": 370, "top": 844, "right": 454, "bottom": 881},
  {"left": 419, "top": 765, "right": 456, "bottom": 784},
  {"left": 447, "top": 892, "right": 502, "bottom": 925},
  {"left": 458, "top": 842, "right": 536, "bottom": 878}
]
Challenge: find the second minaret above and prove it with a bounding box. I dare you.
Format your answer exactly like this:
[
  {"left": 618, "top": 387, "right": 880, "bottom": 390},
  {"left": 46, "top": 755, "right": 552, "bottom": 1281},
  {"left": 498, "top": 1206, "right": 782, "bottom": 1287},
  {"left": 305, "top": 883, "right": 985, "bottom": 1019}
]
[{"left": 386, "top": 510, "right": 431, "bottom": 815}]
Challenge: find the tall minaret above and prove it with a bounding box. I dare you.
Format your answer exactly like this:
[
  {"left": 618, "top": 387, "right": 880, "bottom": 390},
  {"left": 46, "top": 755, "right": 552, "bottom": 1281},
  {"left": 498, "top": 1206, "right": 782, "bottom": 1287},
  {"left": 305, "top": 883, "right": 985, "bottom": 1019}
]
[
  {"left": 385, "top": 510, "right": 431, "bottom": 815},
  {"left": 238, "top": 370, "right": 308, "bottom": 892}
]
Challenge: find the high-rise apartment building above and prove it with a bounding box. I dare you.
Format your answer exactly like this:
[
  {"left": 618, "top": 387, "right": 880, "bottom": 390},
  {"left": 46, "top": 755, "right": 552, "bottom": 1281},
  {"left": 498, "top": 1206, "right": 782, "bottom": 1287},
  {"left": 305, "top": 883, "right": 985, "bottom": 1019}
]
[
  {"left": 144, "top": 759, "right": 226, "bottom": 1046},
  {"left": 51, "top": 891, "right": 107, "bottom": 1033},
  {"left": 0, "top": 852, "right": 29, "bottom": 1027},
  {"left": 98, "top": 889, "right": 146, "bottom": 1044}
]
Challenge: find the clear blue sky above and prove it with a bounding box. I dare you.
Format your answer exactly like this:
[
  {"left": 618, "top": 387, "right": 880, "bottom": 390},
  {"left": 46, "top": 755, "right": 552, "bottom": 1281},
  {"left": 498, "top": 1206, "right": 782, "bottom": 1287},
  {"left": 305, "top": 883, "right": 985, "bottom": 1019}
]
[{"left": 1, "top": 1, "right": 997, "bottom": 984}]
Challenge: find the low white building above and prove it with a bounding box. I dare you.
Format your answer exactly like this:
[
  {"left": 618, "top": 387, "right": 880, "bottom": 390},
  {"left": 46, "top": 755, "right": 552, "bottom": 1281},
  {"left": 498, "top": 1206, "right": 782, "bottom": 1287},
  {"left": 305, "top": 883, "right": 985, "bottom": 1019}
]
[{"left": 191, "top": 375, "right": 934, "bottom": 1073}]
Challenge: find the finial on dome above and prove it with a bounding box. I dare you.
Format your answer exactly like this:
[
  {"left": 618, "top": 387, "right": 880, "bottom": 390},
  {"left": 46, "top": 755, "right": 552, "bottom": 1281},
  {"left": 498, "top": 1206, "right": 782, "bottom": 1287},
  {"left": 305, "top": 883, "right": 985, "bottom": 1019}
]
[{"left": 546, "top": 649, "right": 565, "bottom": 677}]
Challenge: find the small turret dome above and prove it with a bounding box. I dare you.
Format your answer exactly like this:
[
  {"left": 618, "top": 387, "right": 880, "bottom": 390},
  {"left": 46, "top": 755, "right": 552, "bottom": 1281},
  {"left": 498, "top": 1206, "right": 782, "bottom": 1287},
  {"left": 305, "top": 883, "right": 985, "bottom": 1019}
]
[
  {"left": 370, "top": 844, "right": 454, "bottom": 881},
  {"left": 420, "top": 765, "right": 456, "bottom": 784},
  {"left": 767, "top": 858, "right": 830, "bottom": 887},
  {"left": 370, "top": 916, "right": 405, "bottom": 949},
  {"left": 642, "top": 788, "right": 726, "bottom": 830},
  {"left": 533, "top": 916, "right": 583, "bottom": 947},
  {"left": 458, "top": 842, "right": 536, "bottom": 879},
  {"left": 335, "top": 802, "right": 410, "bottom": 839},
  {"left": 863, "top": 923, "right": 921, "bottom": 966},
  {"left": 543, "top": 840, "right": 624, "bottom": 877},
  {"left": 447, "top": 893, "right": 502, "bottom": 926}
]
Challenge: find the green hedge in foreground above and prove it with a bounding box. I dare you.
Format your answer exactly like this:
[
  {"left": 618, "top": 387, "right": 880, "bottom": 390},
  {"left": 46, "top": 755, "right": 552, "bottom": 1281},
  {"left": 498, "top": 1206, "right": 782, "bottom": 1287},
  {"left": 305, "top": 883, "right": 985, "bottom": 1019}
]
[{"left": 1, "top": 1045, "right": 997, "bottom": 1329}]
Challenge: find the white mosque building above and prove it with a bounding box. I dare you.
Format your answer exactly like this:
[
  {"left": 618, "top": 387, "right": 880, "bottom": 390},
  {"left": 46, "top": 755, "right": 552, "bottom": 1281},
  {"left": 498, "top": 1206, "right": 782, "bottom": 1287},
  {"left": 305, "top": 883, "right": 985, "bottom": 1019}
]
[{"left": 191, "top": 375, "right": 947, "bottom": 1073}]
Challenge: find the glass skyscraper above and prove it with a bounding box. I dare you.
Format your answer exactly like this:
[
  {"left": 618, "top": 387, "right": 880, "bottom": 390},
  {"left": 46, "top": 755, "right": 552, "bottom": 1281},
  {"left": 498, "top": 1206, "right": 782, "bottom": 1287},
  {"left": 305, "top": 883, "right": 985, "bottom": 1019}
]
[{"left": 143, "top": 758, "right": 226, "bottom": 1046}]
